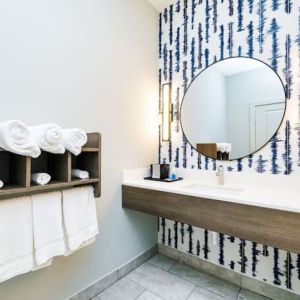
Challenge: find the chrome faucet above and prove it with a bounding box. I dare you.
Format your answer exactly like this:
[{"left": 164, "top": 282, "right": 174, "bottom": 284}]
[{"left": 216, "top": 165, "right": 224, "bottom": 185}]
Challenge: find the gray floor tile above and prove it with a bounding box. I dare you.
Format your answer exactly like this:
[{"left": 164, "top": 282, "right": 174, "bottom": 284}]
[
  {"left": 148, "top": 253, "right": 177, "bottom": 271},
  {"left": 127, "top": 262, "right": 195, "bottom": 300},
  {"left": 117, "top": 246, "right": 158, "bottom": 279},
  {"left": 202, "top": 276, "right": 240, "bottom": 299},
  {"left": 187, "top": 287, "right": 225, "bottom": 300},
  {"left": 241, "top": 276, "right": 297, "bottom": 300},
  {"left": 69, "top": 271, "right": 118, "bottom": 300},
  {"left": 169, "top": 263, "right": 217, "bottom": 288},
  {"left": 169, "top": 262, "right": 239, "bottom": 299},
  {"left": 136, "top": 290, "right": 162, "bottom": 300},
  {"left": 99, "top": 277, "right": 144, "bottom": 300},
  {"left": 237, "top": 289, "right": 272, "bottom": 300}
]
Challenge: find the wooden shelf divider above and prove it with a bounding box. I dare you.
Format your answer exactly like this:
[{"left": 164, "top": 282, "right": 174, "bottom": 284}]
[{"left": 0, "top": 132, "right": 101, "bottom": 199}]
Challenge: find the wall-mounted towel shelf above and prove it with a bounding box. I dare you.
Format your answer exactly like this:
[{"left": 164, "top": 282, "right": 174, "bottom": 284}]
[{"left": 0, "top": 132, "right": 101, "bottom": 199}]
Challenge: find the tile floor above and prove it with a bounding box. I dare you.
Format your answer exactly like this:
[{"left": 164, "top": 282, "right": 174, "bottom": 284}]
[{"left": 92, "top": 254, "right": 272, "bottom": 300}]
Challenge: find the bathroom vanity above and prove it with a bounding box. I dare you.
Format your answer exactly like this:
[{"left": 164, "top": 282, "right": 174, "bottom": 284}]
[{"left": 122, "top": 168, "right": 300, "bottom": 254}]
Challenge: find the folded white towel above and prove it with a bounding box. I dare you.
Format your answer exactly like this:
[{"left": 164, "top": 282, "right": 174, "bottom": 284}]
[
  {"left": 0, "top": 120, "right": 41, "bottom": 158},
  {"left": 62, "top": 129, "right": 87, "bottom": 156},
  {"left": 0, "top": 180, "right": 3, "bottom": 189},
  {"left": 0, "top": 196, "right": 34, "bottom": 283},
  {"left": 217, "top": 143, "right": 232, "bottom": 153},
  {"left": 62, "top": 186, "right": 98, "bottom": 253},
  {"left": 29, "top": 124, "right": 65, "bottom": 154},
  {"left": 32, "top": 192, "right": 65, "bottom": 266},
  {"left": 71, "top": 169, "right": 89, "bottom": 179},
  {"left": 31, "top": 173, "right": 51, "bottom": 186}
]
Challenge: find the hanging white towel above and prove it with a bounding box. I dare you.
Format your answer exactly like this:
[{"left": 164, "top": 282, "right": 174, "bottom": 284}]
[
  {"left": 62, "top": 186, "right": 98, "bottom": 254},
  {"left": 32, "top": 192, "right": 65, "bottom": 266},
  {"left": 0, "top": 120, "right": 41, "bottom": 158},
  {"left": 32, "top": 259, "right": 53, "bottom": 271},
  {"left": 61, "top": 129, "right": 87, "bottom": 156},
  {"left": 0, "top": 180, "right": 3, "bottom": 189},
  {"left": 71, "top": 169, "right": 89, "bottom": 179},
  {"left": 31, "top": 173, "right": 51, "bottom": 186},
  {"left": 0, "top": 196, "right": 34, "bottom": 283},
  {"left": 29, "top": 124, "right": 65, "bottom": 154}
]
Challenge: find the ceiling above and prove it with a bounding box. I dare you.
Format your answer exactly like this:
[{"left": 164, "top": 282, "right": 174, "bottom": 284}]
[
  {"left": 214, "top": 58, "right": 265, "bottom": 77},
  {"left": 147, "top": 0, "right": 176, "bottom": 12}
]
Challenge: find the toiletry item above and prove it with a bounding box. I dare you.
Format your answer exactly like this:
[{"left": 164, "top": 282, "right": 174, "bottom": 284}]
[
  {"left": 29, "top": 124, "right": 65, "bottom": 154},
  {"left": 151, "top": 164, "right": 170, "bottom": 179},
  {"left": 61, "top": 129, "right": 87, "bottom": 156},
  {"left": 31, "top": 173, "right": 51, "bottom": 186},
  {"left": 0, "top": 180, "right": 3, "bottom": 189},
  {"left": 151, "top": 164, "right": 161, "bottom": 179},
  {"left": 0, "top": 119, "right": 41, "bottom": 158},
  {"left": 170, "top": 166, "right": 177, "bottom": 180},
  {"left": 71, "top": 169, "right": 89, "bottom": 179}
]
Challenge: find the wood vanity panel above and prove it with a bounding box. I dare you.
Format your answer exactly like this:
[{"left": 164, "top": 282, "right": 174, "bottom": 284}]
[{"left": 122, "top": 185, "right": 300, "bottom": 254}]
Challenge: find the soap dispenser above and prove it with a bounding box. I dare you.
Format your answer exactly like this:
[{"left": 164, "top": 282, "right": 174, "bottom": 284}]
[{"left": 169, "top": 165, "right": 177, "bottom": 181}]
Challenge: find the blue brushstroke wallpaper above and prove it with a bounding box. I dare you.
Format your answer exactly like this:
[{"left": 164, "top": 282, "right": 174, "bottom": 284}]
[{"left": 158, "top": 0, "right": 300, "bottom": 294}]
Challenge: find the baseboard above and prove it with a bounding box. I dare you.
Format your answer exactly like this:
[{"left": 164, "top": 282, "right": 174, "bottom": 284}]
[
  {"left": 69, "top": 245, "right": 158, "bottom": 300},
  {"left": 158, "top": 244, "right": 299, "bottom": 300}
]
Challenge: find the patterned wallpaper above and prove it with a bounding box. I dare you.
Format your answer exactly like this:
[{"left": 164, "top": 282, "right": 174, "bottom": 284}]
[{"left": 158, "top": 0, "right": 300, "bottom": 294}]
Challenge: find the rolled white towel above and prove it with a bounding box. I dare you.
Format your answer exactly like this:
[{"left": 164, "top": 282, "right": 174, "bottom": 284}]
[
  {"left": 0, "top": 120, "right": 41, "bottom": 158},
  {"left": 31, "top": 173, "right": 51, "bottom": 186},
  {"left": 62, "top": 129, "right": 87, "bottom": 156},
  {"left": 71, "top": 169, "right": 89, "bottom": 179},
  {"left": 0, "top": 180, "right": 3, "bottom": 189},
  {"left": 29, "top": 124, "right": 65, "bottom": 154}
]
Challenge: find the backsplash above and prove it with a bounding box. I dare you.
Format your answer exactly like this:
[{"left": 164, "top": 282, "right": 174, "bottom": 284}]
[{"left": 158, "top": 0, "right": 300, "bottom": 294}]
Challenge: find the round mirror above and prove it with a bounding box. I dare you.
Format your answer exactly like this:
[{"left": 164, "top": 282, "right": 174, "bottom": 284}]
[{"left": 180, "top": 57, "right": 286, "bottom": 161}]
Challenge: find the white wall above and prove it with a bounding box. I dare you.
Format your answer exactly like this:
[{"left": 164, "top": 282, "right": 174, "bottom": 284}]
[
  {"left": 0, "top": 1, "right": 158, "bottom": 299},
  {"left": 226, "top": 67, "right": 285, "bottom": 159},
  {"left": 181, "top": 67, "right": 227, "bottom": 147}
]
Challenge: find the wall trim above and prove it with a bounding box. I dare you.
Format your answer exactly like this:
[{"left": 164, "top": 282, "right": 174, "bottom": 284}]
[
  {"left": 69, "top": 245, "right": 158, "bottom": 300},
  {"left": 158, "top": 244, "right": 299, "bottom": 300}
]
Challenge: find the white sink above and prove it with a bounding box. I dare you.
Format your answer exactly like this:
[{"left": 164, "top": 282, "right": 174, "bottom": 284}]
[{"left": 183, "top": 183, "right": 245, "bottom": 197}]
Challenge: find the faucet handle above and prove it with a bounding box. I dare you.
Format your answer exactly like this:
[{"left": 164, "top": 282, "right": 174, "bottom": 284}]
[
  {"left": 216, "top": 165, "right": 224, "bottom": 175},
  {"left": 216, "top": 165, "right": 225, "bottom": 185}
]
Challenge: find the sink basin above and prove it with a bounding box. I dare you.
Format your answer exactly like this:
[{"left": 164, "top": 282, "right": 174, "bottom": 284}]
[{"left": 183, "top": 183, "right": 245, "bottom": 197}]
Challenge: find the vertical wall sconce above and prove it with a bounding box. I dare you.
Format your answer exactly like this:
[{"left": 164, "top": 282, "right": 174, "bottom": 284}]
[{"left": 161, "top": 83, "right": 172, "bottom": 142}]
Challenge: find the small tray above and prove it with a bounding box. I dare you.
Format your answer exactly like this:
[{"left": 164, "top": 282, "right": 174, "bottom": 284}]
[{"left": 144, "top": 177, "right": 183, "bottom": 183}]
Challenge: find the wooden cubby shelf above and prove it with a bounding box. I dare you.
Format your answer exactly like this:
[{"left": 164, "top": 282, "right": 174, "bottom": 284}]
[{"left": 0, "top": 132, "right": 101, "bottom": 199}]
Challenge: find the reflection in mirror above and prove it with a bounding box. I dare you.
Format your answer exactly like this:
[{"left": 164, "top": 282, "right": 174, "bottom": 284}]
[{"left": 180, "top": 57, "right": 286, "bottom": 160}]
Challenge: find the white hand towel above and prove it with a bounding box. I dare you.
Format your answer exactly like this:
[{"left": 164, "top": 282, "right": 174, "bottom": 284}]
[
  {"left": 0, "top": 196, "right": 34, "bottom": 283},
  {"left": 62, "top": 186, "right": 98, "bottom": 253},
  {"left": 31, "top": 173, "right": 51, "bottom": 186},
  {"left": 32, "top": 192, "right": 65, "bottom": 266},
  {"left": 0, "top": 120, "right": 41, "bottom": 158},
  {"left": 0, "top": 180, "right": 3, "bottom": 189},
  {"left": 62, "top": 129, "right": 87, "bottom": 156},
  {"left": 29, "top": 124, "right": 65, "bottom": 154},
  {"left": 71, "top": 169, "right": 89, "bottom": 179}
]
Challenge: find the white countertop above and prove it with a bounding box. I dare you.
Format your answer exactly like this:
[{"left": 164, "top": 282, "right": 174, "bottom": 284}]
[{"left": 123, "top": 168, "right": 300, "bottom": 213}]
